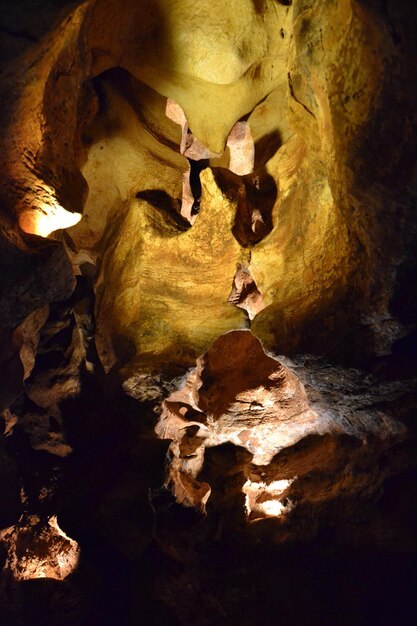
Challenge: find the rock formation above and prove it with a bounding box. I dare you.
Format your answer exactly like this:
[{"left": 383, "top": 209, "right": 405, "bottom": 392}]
[{"left": 0, "top": 0, "right": 417, "bottom": 624}]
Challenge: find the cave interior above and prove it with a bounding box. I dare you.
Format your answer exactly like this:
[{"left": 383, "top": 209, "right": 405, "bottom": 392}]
[{"left": 0, "top": 0, "right": 417, "bottom": 624}]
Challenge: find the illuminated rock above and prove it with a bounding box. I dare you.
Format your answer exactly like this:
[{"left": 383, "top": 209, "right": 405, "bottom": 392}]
[
  {"left": 228, "top": 266, "right": 265, "bottom": 320},
  {"left": 0, "top": 0, "right": 414, "bottom": 377},
  {"left": 156, "top": 331, "right": 322, "bottom": 469},
  {"left": 0, "top": 515, "right": 80, "bottom": 581},
  {"left": 242, "top": 478, "right": 295, "bottom": 520},
  {"left": 19, "top": 203, "right": 82, "bottom": 239},
  {"left": 0, "top": 0, "right": 416, "bottom": 622},
  {"left": 156, "top": 331, "right": 410, "bottom": 522},
  {"left": 94, "top": 167, "right": 246, "bottom": 377}
]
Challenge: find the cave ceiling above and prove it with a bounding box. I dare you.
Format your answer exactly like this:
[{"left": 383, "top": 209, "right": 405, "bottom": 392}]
[{"left": 0, "top": 0, "right": 417, "bottom": 624}]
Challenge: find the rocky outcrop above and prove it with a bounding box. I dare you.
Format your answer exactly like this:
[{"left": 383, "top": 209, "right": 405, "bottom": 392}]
[
  {"left": 0, "top": 0, "right": 415, "bottom": 375},
  {"left": 156, "top": 330, "right": 416, "bottom": 538},
  {"left": 0, "top": 515, "right": 80, "bottom": 581},
  {"left": 0, "top": 0, "right": 416, "bottom": 625}
]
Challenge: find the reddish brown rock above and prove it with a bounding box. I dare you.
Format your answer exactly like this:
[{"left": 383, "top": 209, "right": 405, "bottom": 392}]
[
  {"left": 156, "top": 331, "right": 413, "bottom": 530},
  {"left": 0, "top": 515, "right": 80, "bottom": 581}
]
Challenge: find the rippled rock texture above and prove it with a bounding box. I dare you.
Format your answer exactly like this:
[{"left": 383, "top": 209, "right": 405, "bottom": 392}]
[{"left": 0, "top": 0, "right": 417, "bottom": 625}]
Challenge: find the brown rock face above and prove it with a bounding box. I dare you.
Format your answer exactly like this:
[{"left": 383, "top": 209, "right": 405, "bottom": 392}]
[
  {"left": 0, "top": 0, "right": 415, "bottom": 375},
  {"left": 156, "top": 330, "right": 412, "bottom": 533},
  {"left": 156, "top": 330, "right": 314, "bottom": 508},
  {"left": 0, "top": 0, "right": 417, "bottom": 624},
  {"left": 0, "top": 515, "right": 80, "bottom": 581}
]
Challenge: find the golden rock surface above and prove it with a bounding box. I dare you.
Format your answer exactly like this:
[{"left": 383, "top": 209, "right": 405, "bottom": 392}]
[
  {"left": 95, "top": 167, "right": 247, "bottom": 376},
  {"left": 0, "top": 0, "right": 416, "bottom": 378},
  {"left": 1, "top": 3, "right": 417, "bottom": 609}
]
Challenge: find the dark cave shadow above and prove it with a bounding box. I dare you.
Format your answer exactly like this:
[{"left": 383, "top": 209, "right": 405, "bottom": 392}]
[
  {"left": 253, "top": 130, "right": 282, "bottom": 171},
  {"left": 188, "top": 158, "right": 209, "bottom": 216},
  {"left": 84, "top": 66, "right": 182, "bottom": 156},
  {"left": 251, "top": 0, "right": 267, "bottom": 14},
  {"left": 136, "top": 189, "right": 190, "bottom": 232},
  {"left": 53, "top": 384, "right": 173, "bottom": 626},
  {"left": 213, "top": 166, "right": 278, "bottom": 247},
  {"left": 212, "top": 130, "right": 281, "bottom": 247}
]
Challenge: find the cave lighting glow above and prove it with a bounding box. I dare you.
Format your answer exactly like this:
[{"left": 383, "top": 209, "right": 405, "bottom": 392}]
[
  {"left": 19, "top": 190, "right": 82, "bottom": 237},
  {"left": 243, "top": 478, "right": 295, "bottom": 519},
  {"left": 0, "top": 515, "right": 80, "bottom": 581}
]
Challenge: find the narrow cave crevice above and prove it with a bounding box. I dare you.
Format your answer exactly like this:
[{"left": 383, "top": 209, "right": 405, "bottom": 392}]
[
  {"left": 179, "top": 157, "right": 209, "bottom": 224},
  {"left": 188, "top": 157, "right": 209, "bottom": 217},
  {"left": 213, "top": 167, "right": 277, "bottom": 247}
]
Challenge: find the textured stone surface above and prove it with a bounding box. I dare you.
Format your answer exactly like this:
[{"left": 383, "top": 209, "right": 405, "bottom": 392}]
[
  {"left": 0, "top": 515, "right": 80, "bottom": 581},
  {"left": 156, "top": 330, "right": 414, "bottom": 523},
  {"left": 0, "top": 0, "right": 414, "bottom": 375},
  {"left": 0, "top": 228, "right": 75, "bottom": 331},
  {"left": 95, "top": 167, "right": 247, "bottom": 377},
  {"left": 0, "top": 1, "right": 416, "bottom": 625}
]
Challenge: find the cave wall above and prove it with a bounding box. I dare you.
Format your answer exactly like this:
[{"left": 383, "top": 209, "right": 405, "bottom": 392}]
[
  {"left": 0, "top": 1, "right": 417, "bottom": 624},
  {"left": 1, "top": 0, "right": 416, "bottom": 376}
]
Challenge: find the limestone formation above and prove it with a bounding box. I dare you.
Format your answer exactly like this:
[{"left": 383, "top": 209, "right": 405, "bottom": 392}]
[
  {"left": 156, "top": 330, "right": 411, "bottom": 530},
  {"left": 0, "top": 515, "right": 80, "bottom": 581},
  {"left": 0, "top": 0, "right": 416, "bottom": 624}
]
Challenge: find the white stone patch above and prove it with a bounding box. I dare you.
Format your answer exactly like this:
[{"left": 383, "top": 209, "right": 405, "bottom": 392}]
[{"left": 243, "top": 478, "right": 296, "bottom": 519}]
